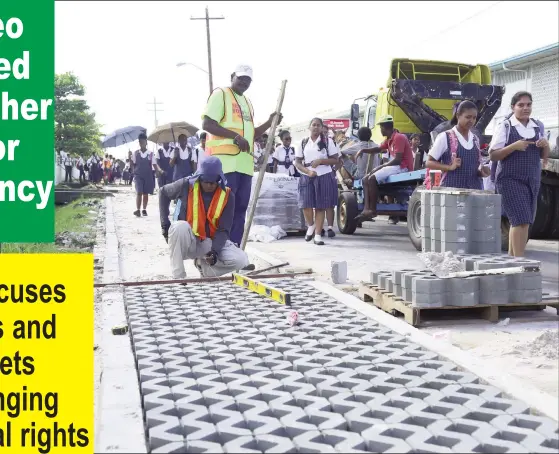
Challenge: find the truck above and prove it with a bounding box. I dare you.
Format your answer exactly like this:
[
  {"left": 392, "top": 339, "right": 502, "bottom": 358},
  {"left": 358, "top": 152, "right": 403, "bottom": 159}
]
[{"left": 337, "top": 58, "right": 559, "bottom": 249}]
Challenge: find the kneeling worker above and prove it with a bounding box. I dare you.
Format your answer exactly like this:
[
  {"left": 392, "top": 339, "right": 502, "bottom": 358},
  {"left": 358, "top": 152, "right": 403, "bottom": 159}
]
[{"left": 159, "top": 156, "right": 250, "bottom": 279}]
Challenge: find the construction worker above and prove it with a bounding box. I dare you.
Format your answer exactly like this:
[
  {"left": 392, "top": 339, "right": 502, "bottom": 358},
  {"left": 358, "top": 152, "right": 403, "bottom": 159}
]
[
  {"left": 159, "top": 156, "right": 251, "bottom": 279},
  {"left": 201, "top": 64, "right": 282, "bottom": 246}
]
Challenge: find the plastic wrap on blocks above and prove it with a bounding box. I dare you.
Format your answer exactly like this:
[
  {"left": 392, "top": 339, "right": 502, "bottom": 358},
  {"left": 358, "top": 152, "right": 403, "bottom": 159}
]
[{"left": 247, "top": 173, "right": 304, "bottom": 231}]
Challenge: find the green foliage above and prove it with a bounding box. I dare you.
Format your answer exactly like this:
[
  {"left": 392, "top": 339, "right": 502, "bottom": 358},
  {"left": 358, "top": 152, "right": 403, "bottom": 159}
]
[{"left": 55, "top": 72, "right": 103, "bottom": 158}]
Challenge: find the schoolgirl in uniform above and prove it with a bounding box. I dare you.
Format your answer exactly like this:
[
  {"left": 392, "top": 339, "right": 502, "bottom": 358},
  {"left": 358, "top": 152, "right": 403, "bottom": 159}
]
[
  {"left": 132, "top": 133, "right": 164, "bottom": 217},
  {"left": 426, "top": 100, "right": 490, "bottom": 189},
  {"left": 489, "top": 91, "right": 550, "bottom": 257},
  {"left": 272, "top": 130, "right": 297, "bottom": 176},
  {"left": 294, "top": 118, "right": 340, "bottom": 245},
  {"left": 156, "top": 142, "right": 173, "bottom": 188},
  {"left": 170, "top": 134, "right": 197, "bottom": 182}
]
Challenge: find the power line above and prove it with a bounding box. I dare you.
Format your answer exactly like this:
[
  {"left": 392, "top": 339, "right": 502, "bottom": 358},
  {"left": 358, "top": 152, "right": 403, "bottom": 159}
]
[{"left": 414, "top": 1, "right": 503, "bottom": 46}]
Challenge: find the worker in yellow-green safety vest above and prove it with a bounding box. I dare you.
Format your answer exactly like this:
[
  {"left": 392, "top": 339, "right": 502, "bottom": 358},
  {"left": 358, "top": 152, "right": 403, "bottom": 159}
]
[{"left": 201, "top": 64, "right": 283, "bottom": 246}]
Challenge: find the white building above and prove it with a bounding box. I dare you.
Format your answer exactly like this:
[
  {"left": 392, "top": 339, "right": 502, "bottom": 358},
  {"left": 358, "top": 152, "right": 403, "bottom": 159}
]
[{"left": 487, "top": 42, "right": 558, "bottom": 143}]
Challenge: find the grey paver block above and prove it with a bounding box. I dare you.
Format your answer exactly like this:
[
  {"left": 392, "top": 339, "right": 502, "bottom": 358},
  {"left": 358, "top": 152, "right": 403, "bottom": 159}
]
[
  {"left": 123, "top": 280, "right": 558, "bottom": 453},
  {"left": 412, "top": 291, "right": 447, "bottom": 307},
  {"left": 412, "top": 276, "right": 448, "bottom": 294}
]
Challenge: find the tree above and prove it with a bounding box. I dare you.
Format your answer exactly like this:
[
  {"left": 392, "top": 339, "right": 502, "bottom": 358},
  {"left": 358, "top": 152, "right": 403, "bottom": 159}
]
[{"left": 55, "top": 72, "right": 103, "bottom": 157}]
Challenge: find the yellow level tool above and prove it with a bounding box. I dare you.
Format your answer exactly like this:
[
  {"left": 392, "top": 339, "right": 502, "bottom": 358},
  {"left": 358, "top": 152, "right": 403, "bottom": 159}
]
[{"left": 231, "top": 273, "right": 292, "bottom": 306}]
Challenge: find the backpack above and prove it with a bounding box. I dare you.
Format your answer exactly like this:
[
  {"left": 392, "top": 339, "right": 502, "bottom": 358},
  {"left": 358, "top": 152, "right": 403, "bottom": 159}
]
[
  {"left": 301, "top": 134, "right": 331, "bottom": 165},
  {"left": 489, "top": 114, "right": 544, "bottom": 182},
  {"left": 424, "top": 129, "right": 481, "bottom": 189}
]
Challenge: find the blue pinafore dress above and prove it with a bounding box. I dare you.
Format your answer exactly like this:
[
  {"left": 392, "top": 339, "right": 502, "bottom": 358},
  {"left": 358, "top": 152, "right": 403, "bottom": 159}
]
[
  {"left": 172, "top": 146, "right": 194, "bottom": 182},
  {"left": 439, "top": 130, "right": 483, "bottom": 190},
  {"left": 134, "top": 151, "right": 155, "bottom": 195},
  {"left": 157, "top": 148, "right": 172, "bottom": 187},
  {"left": 495, "top": 125, "right": 541, "bottom": 227}
]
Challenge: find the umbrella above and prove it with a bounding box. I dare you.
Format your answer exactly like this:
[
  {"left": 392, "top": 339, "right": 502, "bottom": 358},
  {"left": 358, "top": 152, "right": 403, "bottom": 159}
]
[
  {"left": 148, "top": 122, "right": 199, "bottom": 144},
  {"left": 102, "top": 126, "right": 147, "bottom": 148}
]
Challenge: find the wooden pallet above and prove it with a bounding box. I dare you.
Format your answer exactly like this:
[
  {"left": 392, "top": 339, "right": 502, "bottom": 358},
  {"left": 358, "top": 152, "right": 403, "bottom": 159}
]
[{"left": 359, "top": 284, "right": 559, "bottom": 327}]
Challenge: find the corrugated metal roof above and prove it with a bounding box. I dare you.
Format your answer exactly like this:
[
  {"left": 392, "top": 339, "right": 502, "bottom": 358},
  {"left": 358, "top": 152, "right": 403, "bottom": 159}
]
[{"left": 489, "top": 42, "right": 559, "bottom": 70}]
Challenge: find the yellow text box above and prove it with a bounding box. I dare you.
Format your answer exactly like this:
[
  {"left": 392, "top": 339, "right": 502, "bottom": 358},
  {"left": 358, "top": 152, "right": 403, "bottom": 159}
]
[{"left": 0, "top": 254, "right": 93, "bottom": 453}]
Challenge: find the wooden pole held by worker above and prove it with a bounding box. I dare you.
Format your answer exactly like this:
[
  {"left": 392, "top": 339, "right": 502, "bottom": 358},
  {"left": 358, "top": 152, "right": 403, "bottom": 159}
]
[{"left": 240, "top": 80, "right": 287, "bottom": 250}]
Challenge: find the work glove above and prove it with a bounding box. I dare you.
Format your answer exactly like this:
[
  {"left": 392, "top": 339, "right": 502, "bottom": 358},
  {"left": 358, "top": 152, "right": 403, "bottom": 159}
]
[{"left": 162, "top": 225, "right": 169, "bottom": 243}]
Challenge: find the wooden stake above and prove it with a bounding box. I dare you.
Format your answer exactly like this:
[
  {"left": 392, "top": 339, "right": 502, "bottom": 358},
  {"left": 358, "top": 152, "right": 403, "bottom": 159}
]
[{"left": 240, "top": 80, "right": 288, "bottom": 251}]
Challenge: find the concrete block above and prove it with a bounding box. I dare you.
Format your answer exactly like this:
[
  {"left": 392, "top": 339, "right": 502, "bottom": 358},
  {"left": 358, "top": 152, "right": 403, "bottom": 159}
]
[
  {"left": 331, "top": 261, "right": 348, "bottom": 284},
  {"left": 473, "top": 217, "right": 501, "bottom": 232},
  {"left": 475, "top": 261, "right": 511, "bottom": 271},
  {"left": 412, "top": 291, "right": 447, "bottom": 307},
  {"left": 423, "top": 227, "right": 431, "bottom": 239},
  {"left": 430, "top": 212, "right": 441, "bottom": 229},
  {"left": 421, "top": 237, "right": 431, "bottom": 252},
  {"left": 449, "top": 291, "right": 479, "bottom": 307},
  {"left": 479, "top": 291, "right": 509, "bottom": 305},
  {"left": 473, "top": 241, "right": 500, "bottom": 254},
  {"left": 440, "top": 241, "right": 468, "bottom": 254},
  {"left": 394, "top": 284, "right": 403, "bottom": 298},
  {"left": 412, "top": 276, "right": 448, "bottom": 294},
  {"left": 479, "top": 275, "right": 509, "bottom": 293},
  {"left": 509, "top": 288, "right": 543, "bottom": 304},
  {"left": 440, "top": 204, "right": 473, "bottom": 220},
  {"left": 403, "top": 287, "right": 413, "bottom": 302},
  {"left": 508, "top": 272, "right": 543, "bottom": 290},
  {"left": 371, "top": 270, "right": 392, "bottom": 286},
  {"left": 379, "top": 275, "right": 389, "bottom": 290},
  {"left": 431, "top": 192, "right": 442, "bottom": 207},
  {"left": 387, "top": 279, "right": 394, "bottom": 294},
  {"left": 448, "top": 276, "right": 480, "bottom": 294},
  {"left": 439, "top": 213, "right": 470, "bottom": 230},
  {"left": 393, "top": 269, "right": 417, "bottom": 287},
  {"left": 441, "top": 230, "right": 469, "bottom": 243}
]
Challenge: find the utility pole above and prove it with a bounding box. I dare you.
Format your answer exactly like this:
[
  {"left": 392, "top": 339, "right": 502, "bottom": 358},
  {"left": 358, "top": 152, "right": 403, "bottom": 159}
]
[
  {"left": 147, "top": 97, "right": 164, "bottom": 129},
  {"left": 191, "top": 6, "right": 224, "bottom": 95}
]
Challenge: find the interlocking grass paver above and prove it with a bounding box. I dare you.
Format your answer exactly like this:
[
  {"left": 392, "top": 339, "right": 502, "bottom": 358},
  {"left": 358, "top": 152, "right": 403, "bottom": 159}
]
[{"left": 123, "top": 279, "right": 558, "bottom": 453}]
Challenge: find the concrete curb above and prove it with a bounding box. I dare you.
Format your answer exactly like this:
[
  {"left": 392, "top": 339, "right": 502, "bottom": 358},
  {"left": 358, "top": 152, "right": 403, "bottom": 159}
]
[
  {"left": 311, "top": 280, "right": 559, "bottom": 422},
  {"left": 95, "top": 196, "right": 147, "bottom": 453},
  {"left": 247, "top": 243, "right": 559, "bottom": 422}
]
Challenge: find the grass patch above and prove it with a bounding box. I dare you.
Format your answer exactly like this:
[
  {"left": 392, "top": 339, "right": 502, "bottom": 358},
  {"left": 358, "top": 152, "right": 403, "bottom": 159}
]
[{"left": 0, "top": 198, "right": 102, "bottom": 254}]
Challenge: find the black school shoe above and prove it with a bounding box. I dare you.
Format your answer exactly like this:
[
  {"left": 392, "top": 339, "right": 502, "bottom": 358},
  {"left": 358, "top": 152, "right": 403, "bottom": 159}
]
[
  {"left": 142, "top": 210, "right": 147, "bottom": 216},
  {"left": 314, "top": 238, "right": 325, "bottom": 246},
  {"left": 321, "top": 229, "right": 336, "bottom": 238},
  {"left": 133, "top": 210, "right": 141, "bottom": 217}
]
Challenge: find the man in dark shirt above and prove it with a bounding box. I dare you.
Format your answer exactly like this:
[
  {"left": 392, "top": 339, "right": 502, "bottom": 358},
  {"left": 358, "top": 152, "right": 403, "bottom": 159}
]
[{"left": 159, "top": 156, "right": 250, "bottom": 279}]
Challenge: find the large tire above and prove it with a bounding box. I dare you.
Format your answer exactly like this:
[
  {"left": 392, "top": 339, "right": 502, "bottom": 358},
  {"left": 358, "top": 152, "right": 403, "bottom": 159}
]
[
  {"left": 547, "top": 185, "right": 559, "bottom": 239},
  {"left": 337, "top": 192, "right": 358, "bottom": 234},
  {"left": 407, "top": 185, "right": 424, "bottom": 251},
  {"left": 530, "top": 183, "right": 554, "bottom": 239}
]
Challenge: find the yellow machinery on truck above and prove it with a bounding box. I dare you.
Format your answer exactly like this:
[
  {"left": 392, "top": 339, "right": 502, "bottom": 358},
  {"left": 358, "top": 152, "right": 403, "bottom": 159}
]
[{"left": 342, "top": 58, "right": 505, "bottom": 249}]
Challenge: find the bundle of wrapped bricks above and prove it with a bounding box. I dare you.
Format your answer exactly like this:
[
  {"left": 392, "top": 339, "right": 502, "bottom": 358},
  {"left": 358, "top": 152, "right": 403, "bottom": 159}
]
[
  {"left": 247, "top": 173, "right": 305, "bottom": 231},
  {"left": 370, "top": 254, "right": 542, "bottom": 308},
  {"left": 421, "top": 189, "right": 501, "bottom": 254}
]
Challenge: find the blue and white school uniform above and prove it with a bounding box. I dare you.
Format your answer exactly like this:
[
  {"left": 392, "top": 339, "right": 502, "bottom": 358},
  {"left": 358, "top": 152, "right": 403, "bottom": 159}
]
[
  {"left": 429, "top": 127, "right": 483, "bottom": 190},
  {"left": 272, "top": 145, "right": 297, "bottom": 176},
  {"left": 132, "top": 149, "right": 157, "bottom": 194},
  {"left": 157, "top": 146, "right": 173, "bottom": 187},
  {"left": 295, "top": 137, "right": 339, "bottom": 210},
  {"left": 172, "top": 145, "right": 196, "bottom": 182},
  {"left": 489, "top": 117, "right": 544, "bottom": 227}
]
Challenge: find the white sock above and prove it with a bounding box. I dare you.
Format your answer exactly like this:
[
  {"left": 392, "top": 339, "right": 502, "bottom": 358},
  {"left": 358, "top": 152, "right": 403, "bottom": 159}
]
[
  {"left": 314, "top": 234, "right": 323, "bottom": 241},
  {"left": 327, "top": 225, "right": 333, "bottom": 230},
  {"left": 306, "top": 225, "right": 315, "bottom": 236}
]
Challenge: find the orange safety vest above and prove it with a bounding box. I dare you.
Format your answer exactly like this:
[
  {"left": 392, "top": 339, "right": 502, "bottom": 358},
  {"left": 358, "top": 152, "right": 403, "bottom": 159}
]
[
  {"left": 186, "top": 181, "right": 231, "bottom": 240},
  {"left": 206, "top": 87, "right": 254, "bottom": 156}
]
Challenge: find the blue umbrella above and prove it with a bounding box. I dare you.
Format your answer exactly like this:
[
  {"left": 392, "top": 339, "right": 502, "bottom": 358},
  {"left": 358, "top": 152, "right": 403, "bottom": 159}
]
[{"left": 101, "top": 126, "right": 147, "bottom": 148}]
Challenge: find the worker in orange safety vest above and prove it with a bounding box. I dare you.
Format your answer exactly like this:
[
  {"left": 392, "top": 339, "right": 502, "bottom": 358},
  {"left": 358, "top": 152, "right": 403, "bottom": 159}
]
[{"left": 159, "top": 156, "right": 253, "bottom": 279}]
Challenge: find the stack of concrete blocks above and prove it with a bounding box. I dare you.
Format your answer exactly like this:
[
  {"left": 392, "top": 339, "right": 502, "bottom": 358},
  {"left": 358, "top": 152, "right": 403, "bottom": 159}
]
[
  {"left": 421, "top": 189, "right": 501, "bottom": 254},
  {"left": 370, "top": 255, "right": 543, "bottom": 307}
]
